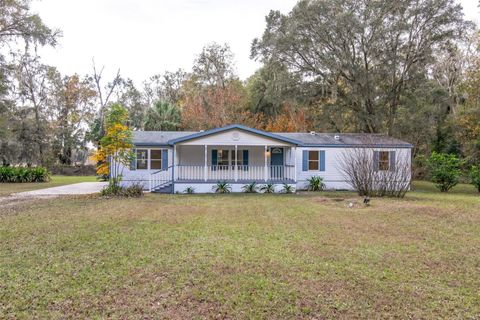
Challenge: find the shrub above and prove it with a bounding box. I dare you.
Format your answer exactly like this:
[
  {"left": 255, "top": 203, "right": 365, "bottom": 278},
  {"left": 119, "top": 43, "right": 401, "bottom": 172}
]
[
  {"left": 100, "top": 182, "right": 144, "bottom": 198},
  {"left": 307, "top": 176, "right": 325, "bottom": 191},
  {"left": 427, "top": 152, "right": 462, "bottom": 192},
  {"left": 122, "top": 183, "right": 144, "bottom": 197},
  {"left": 242, "top": 182, "right": 258, "bottom": 193},
  {"left": 213, "top": 181, "right": 231, "bottom": 193},
  {"left": 260, "top": 183, "right": 275, "bottom": 193},
  {"left": 282, "top": 183, "right": 295, "bottom": 194},
  {"left": 184, "top": 186, "right": 195, "bottom": 194},
  {"left": 469, "top": 166, "right": 480, "bottom": 192},
  {"left": 0, "top": 166, "right": 50, "bottom": 183},
  {"left": 337, "top": 148, "right": 410, "bottom": 197}
]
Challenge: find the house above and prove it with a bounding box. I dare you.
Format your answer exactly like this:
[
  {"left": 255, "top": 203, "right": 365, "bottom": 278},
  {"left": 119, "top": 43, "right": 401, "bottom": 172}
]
[{"left": 119, "top": 124, "right": 413, "bottom": 193}]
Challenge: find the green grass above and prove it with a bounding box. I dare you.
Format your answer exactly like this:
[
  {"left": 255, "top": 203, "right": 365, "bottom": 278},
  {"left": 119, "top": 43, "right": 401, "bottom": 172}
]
[
  {"left": 0, "top": 175, "right": 98, "bottom": 196},
  {"left": 0, "top": 181, "right": 479, "bottom": 318}
]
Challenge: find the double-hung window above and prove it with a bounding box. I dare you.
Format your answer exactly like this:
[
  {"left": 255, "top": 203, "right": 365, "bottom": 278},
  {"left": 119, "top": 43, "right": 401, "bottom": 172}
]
[
  {"left": 150, "top": 150, "right": 162, "bottom": 170},
  {"left": 308, "top": 151, "right": 319, "bottom": 171},
  {"left": 232, "top": 150, "right": 244, "bottom": 169},
  {"left": 217, "top": 150, "right": 229, "bottom": 169},
  {"left": 136, "top": 149, "right": 148, "bottom": 170},
  {"left": 378, "top": 151, "right": 390, "bottom": 171}
]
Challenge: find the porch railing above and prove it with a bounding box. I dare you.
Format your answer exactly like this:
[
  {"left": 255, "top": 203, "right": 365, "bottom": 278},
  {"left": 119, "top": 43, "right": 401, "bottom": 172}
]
[
  {"left": 149, "top": 167, "right": 172, "bottom": 191},
  {"left": 175, "top": 165, "right": 295, "bottom": 182}
]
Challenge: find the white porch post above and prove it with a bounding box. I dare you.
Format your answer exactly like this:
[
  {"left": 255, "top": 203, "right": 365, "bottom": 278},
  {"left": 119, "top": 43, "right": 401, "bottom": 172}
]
[
  {"left": 173, "top": 145, "right": 177, "bottom": 181},
  {"left": 293, "top": 147, "right": 297, "bottom": 182},
  {"left": 235, "top": 145, "right": 238, "bottom": 182},
  {"left": 204, "top": 145, "right": 208, "bottom": 182},
  {"left": 264, "top": 145, "right": 268, "bottom": 182}
]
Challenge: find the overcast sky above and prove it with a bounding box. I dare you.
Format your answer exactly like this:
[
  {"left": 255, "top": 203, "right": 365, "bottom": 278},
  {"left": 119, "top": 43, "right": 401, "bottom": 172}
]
[{"left": 31, "top": 0, "right": 479, "bottom": 85}]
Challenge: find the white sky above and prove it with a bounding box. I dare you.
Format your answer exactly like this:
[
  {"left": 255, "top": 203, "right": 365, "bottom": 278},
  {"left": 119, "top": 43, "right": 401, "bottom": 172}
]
[{"left": 31, "top": 0, "right": 479, "bottom": 85}]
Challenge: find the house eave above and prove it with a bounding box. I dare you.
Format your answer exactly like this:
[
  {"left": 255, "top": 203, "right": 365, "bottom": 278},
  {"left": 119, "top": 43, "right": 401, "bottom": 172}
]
[
  {"left": 300, "top": 143, "right": 414, "bottom": 148},
  {"left": 167, "top": 124, "right": 302, "bottom": 146}
]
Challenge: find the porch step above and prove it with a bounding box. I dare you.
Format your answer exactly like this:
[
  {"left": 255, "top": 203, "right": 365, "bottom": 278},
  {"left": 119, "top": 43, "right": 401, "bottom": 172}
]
[{"left": 152, "top": 183, "right": 173, "bottom": 194}]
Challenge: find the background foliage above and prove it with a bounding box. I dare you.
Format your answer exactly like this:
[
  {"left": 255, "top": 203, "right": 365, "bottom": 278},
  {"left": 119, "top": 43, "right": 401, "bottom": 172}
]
[{"left": 0, "top": 0, "right": 479, "bottom": 180}]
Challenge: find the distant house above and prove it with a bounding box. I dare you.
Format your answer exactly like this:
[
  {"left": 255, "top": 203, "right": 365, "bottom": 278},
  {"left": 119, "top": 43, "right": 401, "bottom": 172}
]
[{"left": 119, "top": 124, "right": 412, "bottom": 193}]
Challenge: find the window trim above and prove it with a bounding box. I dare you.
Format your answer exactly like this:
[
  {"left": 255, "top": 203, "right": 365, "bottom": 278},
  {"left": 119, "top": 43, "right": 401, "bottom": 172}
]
[{"left": 135, "top": 148, "right": 165, "bottom": 171}]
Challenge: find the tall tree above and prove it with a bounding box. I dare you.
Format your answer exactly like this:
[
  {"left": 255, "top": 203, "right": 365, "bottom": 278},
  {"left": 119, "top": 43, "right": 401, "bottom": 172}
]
[
  {"left": 252, "top": 0, "right": 469, "bottom": 134},
  {"left": 192, "top": 43, "right": 237, "bottom": 88},
  {"left": 144, "top": 101, "right": 181, "bottom": 131},
  {"left": 143, "top": 69, "right": 187, "bottom": 106},
  {"left": 50, "top": 74, "right": 96, "bottom": 165},
  {"left": 115, "top": 78, "right": 147, "bottom": 130},
  {"left": 12, "top": 53, "right": 56, "bottom": 165}
]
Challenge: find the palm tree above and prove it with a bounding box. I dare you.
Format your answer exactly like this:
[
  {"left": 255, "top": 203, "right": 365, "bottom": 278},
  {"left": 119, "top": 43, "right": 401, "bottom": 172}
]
[{"left": 144, "top": 101, "right": 181, "bottom": 131}]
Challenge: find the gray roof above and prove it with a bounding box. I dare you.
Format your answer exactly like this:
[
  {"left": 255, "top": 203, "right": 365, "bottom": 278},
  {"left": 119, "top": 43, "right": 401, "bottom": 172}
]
[
  {"left": 133, "top": 131, "right": 196, "bottom": 146},
  {"left": 133, "top": 127, "right": 413, "bottom": 148},
  {"left": 275, "top": 132, "right": 413, "bottom": 147}
]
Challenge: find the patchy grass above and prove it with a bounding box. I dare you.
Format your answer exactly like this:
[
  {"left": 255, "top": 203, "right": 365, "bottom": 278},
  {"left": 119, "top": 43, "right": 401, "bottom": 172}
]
[
  {"left": 0, "top": 181, "right": 479, "bottom": 318},
  {"left": 0, "top": 175, "right": 97, "bottom": 196}
]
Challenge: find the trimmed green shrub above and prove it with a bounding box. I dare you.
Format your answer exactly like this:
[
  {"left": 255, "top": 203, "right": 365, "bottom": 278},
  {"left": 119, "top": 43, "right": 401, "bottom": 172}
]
[
  {"left": 242, "top": 182, "right": 258, "bottom": 193},
  {"left": 307, "top": 176, "right": 325, "bottom": 191},
  {"left": 100, "top": 183, "right": 144, "bottom": 198},
  {"left": 0, "top": 166, "right": 50, "bottom": 183},
  {"left": 260, "top": 183, "right": 275, "bottom": 193},
  {"left": 184, "top": 187, "right": 195, "bottom": 194},
  {"left": 213, "top": 181, "right": 231, "bottom": 193},
  {"left": 282, "top": 183, "right": 295, "bottom": 194},
  {"left": 426, "top": 152, "right": 462, "bottom": 192},
  {"left": 469, "top": 166, "right": 480, "bottom": 192}
]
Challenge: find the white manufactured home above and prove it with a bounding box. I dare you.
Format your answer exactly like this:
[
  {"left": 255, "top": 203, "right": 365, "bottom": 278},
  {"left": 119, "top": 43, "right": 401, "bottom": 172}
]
[{"left": 119, "top": 124, "right": 412, "bottom": 193}]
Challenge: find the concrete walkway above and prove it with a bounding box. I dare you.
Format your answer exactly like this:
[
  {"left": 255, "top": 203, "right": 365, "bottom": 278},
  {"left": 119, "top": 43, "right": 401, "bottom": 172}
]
[{"left": 14, "top": 182, "right": 108, "bottom": 197}]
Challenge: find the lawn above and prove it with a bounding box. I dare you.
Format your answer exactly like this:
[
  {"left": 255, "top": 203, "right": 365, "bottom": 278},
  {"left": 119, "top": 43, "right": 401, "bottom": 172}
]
[
  {"left": 0, "top": 182, "right": 479, "bottom": 319},
  {"left": 0, "top": 175, "right": 97, "bottom": 196}
]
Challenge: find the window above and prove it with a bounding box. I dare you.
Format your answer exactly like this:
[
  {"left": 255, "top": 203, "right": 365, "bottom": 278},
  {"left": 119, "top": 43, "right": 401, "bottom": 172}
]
[
  {"left": 150, "top": 150, "right": 162, "bottom": 170},
  {"left": 232, "top": 150, "right": 245, "bottom": 169},
  {"left": 379, "top": 151, "right": 390, "bottom": 171},
  {"left": 217, "top": 150, "right": 229, "bottom": 169},
  {"left": 308, "top": 151, "right": 319, "bottom": 170},
  {"left": 136, "top": 149, "right": 148, "bottom": 170}
]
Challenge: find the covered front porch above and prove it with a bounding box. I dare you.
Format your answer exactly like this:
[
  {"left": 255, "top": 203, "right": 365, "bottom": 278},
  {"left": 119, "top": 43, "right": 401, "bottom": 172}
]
[{"left": 173, "top": 145, "right": 297, "bottom": 183}]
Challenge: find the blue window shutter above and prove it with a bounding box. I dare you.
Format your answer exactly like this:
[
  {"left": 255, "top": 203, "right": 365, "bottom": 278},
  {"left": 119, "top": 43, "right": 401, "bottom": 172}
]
[
  {"left": 130, "top": 149, "right": 136, "bottom": 170},
  {"left": 212, "top": 150, "right": 218, "bottom": 165},
  {"left": 243, "top": 150, "right": 249, "bottom": 171},
  {"left": 162, "top": 149, "right": 168, "bottom": 170},
  {"left": 320, "top": 150, "right": 325, "bottom": 171},
  {"left": 373, "top": 151, "right": 379, "bottom": 171},
  {"left": 302, "top": 150, "right": 308, "bottom": 171},
  {"left": 212, "top": 150, "right": 218, "bottom": 171},
  {"left": 389, "top": 151, "right": 396, "bottom": 171}
]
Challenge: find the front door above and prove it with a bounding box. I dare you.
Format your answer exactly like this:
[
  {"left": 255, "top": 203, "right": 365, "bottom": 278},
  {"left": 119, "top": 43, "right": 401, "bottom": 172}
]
[{"left": 270, "top": 147, "right": 284, "bottom": 179}]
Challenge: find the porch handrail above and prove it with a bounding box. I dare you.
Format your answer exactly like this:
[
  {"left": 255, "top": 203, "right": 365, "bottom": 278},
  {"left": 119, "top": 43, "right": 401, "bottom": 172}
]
[
  {"left": 149, "top": 166, "right": 173, "bottom": 191},
  {"left": 174, "top": 164, "right": 295, "bottom": 182}
]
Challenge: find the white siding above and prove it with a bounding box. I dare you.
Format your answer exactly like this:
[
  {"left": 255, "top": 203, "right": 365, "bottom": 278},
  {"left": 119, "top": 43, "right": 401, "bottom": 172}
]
[
  {"left": 178, "top": 129, "right": 293, "bottom": 146},
  {"left": 295, "top": 147, "right": 411, "bottom": 190},
  {"left": 120, "top": 147, "right": 173, "bottom": 189}
]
